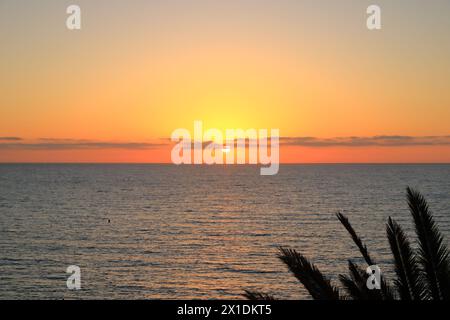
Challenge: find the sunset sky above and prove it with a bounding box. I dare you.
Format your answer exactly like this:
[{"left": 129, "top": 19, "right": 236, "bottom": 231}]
[{"left": 1, "top": 0, "right": 450, "bottom": 163}]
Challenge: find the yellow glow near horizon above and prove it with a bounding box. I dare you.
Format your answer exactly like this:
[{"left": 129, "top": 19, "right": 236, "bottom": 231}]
[{"left": 1, "top": 1, "right": 450, "bottom": 163}]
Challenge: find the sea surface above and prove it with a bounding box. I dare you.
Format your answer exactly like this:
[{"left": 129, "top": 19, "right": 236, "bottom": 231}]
[{"left": 0, "top": 164, "right": 449, "bottom": 299}]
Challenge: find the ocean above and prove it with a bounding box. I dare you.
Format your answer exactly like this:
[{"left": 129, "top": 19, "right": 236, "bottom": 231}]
[{"left": 0, "top": 164, "right": 449, "bottom": 299}]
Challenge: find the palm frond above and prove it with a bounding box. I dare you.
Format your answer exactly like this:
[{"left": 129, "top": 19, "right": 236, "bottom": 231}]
[
  {"left": 278, "top": 247, "right": 340, "bottom": 300},
  {"left": 339, "top": 275, "right": 362, "bottom": 300},
  {"left": 407, "top": 187, "right": 450, "bottom": 300},
  {"left": 387, "top": 217, "right": 426, "bottom": 300},
  {"left": 339, "top": 260, "right": 377, "bottom": 300},
  {"left": 243, "top": 290, "right": 276, "bottom": 300},
  {"left": 242, "top": 187, "right": 450, "bottom": 301},
  {"left": 336, "top": 212, "right": 395, "bottom": 300},
  {"left": 336, "top": 212, "right": 374, "bottom": 266}
]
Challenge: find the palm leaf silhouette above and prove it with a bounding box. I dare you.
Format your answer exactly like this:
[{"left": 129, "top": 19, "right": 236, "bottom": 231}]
[
  {"left": 387, "top": 217, "right": 425, "bottom": 300},
  {"left": 339, "top": 260, "right": 383, "bottom": 300},
  {"left": 407, "top": 187, "right": 450, "bottom": 300},
  {"left": 336, "top": 212, "right": 394, "bottom": 300},
  {"left": 277, "top": 247, "right": 340, "bottom": 300},
  {"left": 336, "top": 213, "right": 374, "bottom": 266},
  {"left": 244, "top": 187, "right": 450, "bottom": 300},
  {"left": 242, "top": 290, "right": 276, "bottom": 300}
]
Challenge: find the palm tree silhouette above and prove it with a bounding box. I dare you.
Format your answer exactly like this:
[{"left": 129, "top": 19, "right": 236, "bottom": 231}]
[{"left": 244, "top": 187, "right": 450, "bottom": 300}]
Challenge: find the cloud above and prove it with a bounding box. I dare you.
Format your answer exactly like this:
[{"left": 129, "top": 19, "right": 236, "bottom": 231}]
[
  {"left": 280, "top": 135, "right": 450, "bottom": 147},
  {"left": 179, "top": 135, "right": 450, "bottom": 148},
  {"left": 0, "top": 137, "right": 22, "bottom": 141},
  {"left": 0, "top": 138, "right": 168, "bottom": 150},
  {"left": 1, "top": 135, "right": 450, "bottom": 150}
]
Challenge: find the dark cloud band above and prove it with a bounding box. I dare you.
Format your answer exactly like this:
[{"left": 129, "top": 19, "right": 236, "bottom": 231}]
[
  {"left": 0, "top": 140, "right": 166, "bottom": 150},
  {"left": 0, "top": 137, "right": 22, "bottom": 141},
  {"left": 1, "top": 135, "right": 450, "bottom": 150},
  {"left": 280, "top": 135, "right": 450, "bottom": 147}
]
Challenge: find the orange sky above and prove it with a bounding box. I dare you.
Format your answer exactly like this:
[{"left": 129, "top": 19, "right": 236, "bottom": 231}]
[{"left": 1, "top": 1, "right": 449, "bottom": 163}]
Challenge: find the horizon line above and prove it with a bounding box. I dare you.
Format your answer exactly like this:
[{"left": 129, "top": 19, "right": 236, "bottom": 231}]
[{"left": 1, "top": 162, "right": 450, "bottom": 165}]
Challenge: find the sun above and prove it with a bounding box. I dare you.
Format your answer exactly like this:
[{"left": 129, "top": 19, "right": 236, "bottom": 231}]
[{"left": 221, "top": 146, "right": 231, "bottom": 153}]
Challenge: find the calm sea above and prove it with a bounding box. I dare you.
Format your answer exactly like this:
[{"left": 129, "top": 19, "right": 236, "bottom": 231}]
[{"left": 0, "top": 164, "right": 449, "bottom": 299}]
